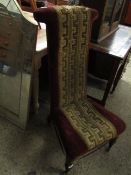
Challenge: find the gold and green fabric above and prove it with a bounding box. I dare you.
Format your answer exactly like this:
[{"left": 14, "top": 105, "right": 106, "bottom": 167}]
[{"left": 34, "top": 6, "right": 126, "bottom": 161}]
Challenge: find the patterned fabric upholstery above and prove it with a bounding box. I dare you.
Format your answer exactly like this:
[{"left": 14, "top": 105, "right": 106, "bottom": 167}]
[
  {"left": 55, "top": 6, "right": 90, "bottom": 107},
  {"left": 61, "top": 100, "right": 117, "bottom": 151},
  {"left": 34, "top": 6, "right": 126, "bottom": 162}
]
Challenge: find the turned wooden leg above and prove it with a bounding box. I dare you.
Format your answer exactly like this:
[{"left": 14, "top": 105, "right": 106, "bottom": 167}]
[
  {"left": 65, "top": 157, "right": 73, "bottom": 173},
  {"left": 106, "top": 138, "right": 117, "bottom": 152},
  {"left": 32, "top": 56, "right": 42, "bottom": 113}
]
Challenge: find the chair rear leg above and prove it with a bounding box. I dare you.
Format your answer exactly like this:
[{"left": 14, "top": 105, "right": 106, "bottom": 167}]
[{"left": 47, "top": 114, "right": 52, "bottom": 125}]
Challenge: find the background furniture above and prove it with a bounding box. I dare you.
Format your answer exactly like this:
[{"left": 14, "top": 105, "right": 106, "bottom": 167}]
[
  {"left": 0, "top": 0, "right": 47, "bottom": 128},
  {"left": 88, "top": 25, "right": 131, "bottom": 105},
  {"left": 22, "top": 11, "right": 47, "bottom": 112},
  {"left": 121, "top": 0, "right": 131, "bottom": 26},
  {"left": 0, "top": 0, "right": 37, "bottom": 128},
  {"left": 34, "top": 6, "right": 126, "bottom": 173},
  {"left": 17, "top": 0, "right": 41, "bottom": 11},
  {"left": 17, "top": 0, "right": 42, "bottom": 28},
  {"left": 79, "top": 0, "right": 126, "bottom": 42}
]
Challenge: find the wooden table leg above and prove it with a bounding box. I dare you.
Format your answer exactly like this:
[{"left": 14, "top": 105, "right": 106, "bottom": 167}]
[
  {"left": 32, "top": 55, "right": 42, "bottom": 113},
  {"left": 101, "top": 59, "right": 119, "bottom": 105},
  {"left": 111, "top": 52, "right": 130, "bottom": 93}
]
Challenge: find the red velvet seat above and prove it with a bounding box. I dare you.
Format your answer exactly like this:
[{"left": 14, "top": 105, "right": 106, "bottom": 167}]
[{"left": 34, "top": 6, "right": 126, "bottom": 173}]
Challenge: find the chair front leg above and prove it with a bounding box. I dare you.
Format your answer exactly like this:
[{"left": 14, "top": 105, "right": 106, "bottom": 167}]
[
  {"left": 65, "top": 156, "right": 74, "bottom": 173},
  {"left": 106, "top": 138, "right": 117, "bottom": 152}
]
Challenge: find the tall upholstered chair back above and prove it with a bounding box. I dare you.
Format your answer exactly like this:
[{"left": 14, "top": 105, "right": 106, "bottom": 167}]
[
  {"left": 34, "top": 6, "right": 93, "bottom": 110},
  {"left": 34, "top": 6, "right": 126, "bottom": 173},
  {"left": 53, "top": 6, "right": 90, "bottom": 107}
]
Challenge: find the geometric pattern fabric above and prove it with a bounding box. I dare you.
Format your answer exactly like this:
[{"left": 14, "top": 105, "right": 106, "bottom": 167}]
[
  {"left": 54, "top": 5, "right": 117, "bottom": 152},
  {"left": 33, "top": 5, "right": 126, "bottom": 163}
]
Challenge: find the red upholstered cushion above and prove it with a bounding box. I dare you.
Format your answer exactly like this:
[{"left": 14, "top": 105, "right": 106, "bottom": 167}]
[{"left": 56, "top": 111, "right": 88, "bottom": 161}]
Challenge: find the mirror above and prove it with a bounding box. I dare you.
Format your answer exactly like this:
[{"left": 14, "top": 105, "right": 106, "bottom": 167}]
[
  {"left": 99, "top": 0, "right": 116, "bottom": 39},
  {"left": 113, "top": 0, "right": 124, "bottom": 22},
  {"left": 0, "top": 0, "right": 38, "bottom": 129},
  {"left": 103, "top": 0, "right": 116, "bottom": 25}
]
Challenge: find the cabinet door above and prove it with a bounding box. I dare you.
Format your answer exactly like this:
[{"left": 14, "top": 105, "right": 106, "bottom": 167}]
[{"left": 0, "top": 0, "right": 37, "bottom": 129}]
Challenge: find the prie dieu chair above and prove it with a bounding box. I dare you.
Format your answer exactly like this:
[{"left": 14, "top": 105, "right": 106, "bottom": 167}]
[{"left": 34, "top": 5, "right": 126, "bottom": 173}]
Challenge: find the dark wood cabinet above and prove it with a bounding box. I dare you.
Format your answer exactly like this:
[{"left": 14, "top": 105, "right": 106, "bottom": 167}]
[
  {"left": 88, "top": 25, "right": 131, "bottom": 105},
  {"left": 80, "top": 0, "right": 125, "bottom": 42}
]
